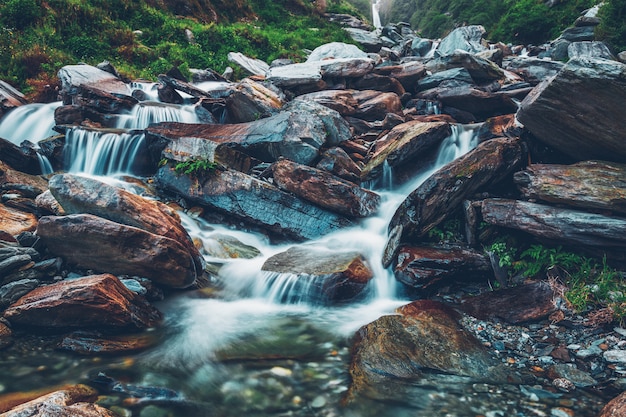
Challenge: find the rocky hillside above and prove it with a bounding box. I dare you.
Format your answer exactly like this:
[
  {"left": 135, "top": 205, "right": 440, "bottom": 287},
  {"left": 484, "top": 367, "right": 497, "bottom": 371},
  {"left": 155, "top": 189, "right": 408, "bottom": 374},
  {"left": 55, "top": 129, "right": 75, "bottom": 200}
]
[
  {"left": 0, "top": 0, "right": 361, "bottom": 95},
  {"left": 377, "top": 0, "right": 624, "bottom": 48}
]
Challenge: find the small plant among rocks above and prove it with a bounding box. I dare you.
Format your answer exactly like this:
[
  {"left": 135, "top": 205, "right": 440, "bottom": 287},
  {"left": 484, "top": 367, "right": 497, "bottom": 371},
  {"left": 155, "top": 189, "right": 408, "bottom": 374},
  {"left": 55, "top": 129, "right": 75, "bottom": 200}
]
[{"left": 173, "top": 158, "right": 218, "bottom": 176}]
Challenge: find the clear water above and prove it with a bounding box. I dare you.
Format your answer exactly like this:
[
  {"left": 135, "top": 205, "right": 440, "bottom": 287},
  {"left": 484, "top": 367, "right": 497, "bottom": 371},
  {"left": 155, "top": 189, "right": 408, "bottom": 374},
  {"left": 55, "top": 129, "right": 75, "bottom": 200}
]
[{"left": 0, "top": 102, "right": 61, "bottom": 145}]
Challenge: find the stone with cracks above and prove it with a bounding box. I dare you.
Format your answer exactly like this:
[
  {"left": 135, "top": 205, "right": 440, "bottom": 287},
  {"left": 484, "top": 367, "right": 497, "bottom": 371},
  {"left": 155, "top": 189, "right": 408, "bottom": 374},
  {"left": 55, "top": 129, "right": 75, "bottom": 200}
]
[
  {"left": 514, "top": 160, "right": 626, "bottom": 216},
  {"left": 4, "top": 274, "right": 161, "bottom": 329},
  {"left": 47, "top": 173, "right": 203, "bottom": 274},
  {"left": 517, "top": 57, "right": 626, "bottom": 163},
  {"left": 272, "top": 159, "right": 380, "bottom": 218},
  {"left": 480, "top": 198, "right": 626, "bottom": 249},
  {"left": 57, "top": 64, "right": 129, "bottom": 104},
  {"left": 36, "top": 214, "right": 198, "bottom": 288},
  {"left": 347, "top": 299, "right": 509, "bottom": 404},
  {"left": 436, "top": 25, "right": 488, "bottom": 56},
  {"left": 294, "top": 89, "right": 402, "bottom": 121},
  {"left": 155, "top": 164, "right": 352, "bottom": 241},
  {"left": 382, "top": 137, "right": 525, "bottom": 267}
]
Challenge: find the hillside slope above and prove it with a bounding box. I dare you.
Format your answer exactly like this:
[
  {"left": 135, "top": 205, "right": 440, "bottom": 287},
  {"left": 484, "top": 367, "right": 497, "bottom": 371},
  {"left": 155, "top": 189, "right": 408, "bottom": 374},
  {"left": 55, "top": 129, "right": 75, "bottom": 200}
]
[{"left": 0, "top": 0, "right": 360, "bottom": 95}]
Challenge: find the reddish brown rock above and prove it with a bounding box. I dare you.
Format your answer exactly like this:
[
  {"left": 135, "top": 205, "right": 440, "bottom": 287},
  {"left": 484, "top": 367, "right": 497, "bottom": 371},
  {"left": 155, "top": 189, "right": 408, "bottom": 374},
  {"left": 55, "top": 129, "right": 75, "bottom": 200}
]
[
  {"left": 59, "top": 332, "right": 158, "bottom": 355},
  {"left": 261, "top": 246, "right": 373, "bottom": 304},
  {"left": 0, "top": 384, "right": 115, "bottom": 417},
  {"left": 383, "top": 137, "right": 525, "bottom": 267},
  {"left": 295, "top": 89, "right": 403, "bottom": 121},
  {"left": 361, "top": 121, "right": 451, "bottom": 181},
  {"left": 348, "top": 299, "right": 508, "bottom": 403},
  {"left": 0, "top": 80, "right": 27, "bottom": 117},
  {"left": 0, "top": 161, "right": 48, "bottom": 197},
  {"left": 514, "top": 160, "right": 626, "bottom": 216},
  {"left": 0, "top": 204, "right": 37, "bottom": 236},
  {"left": 48, "top": 174, "right": 203, "bottom": 274},
  {"left": 597, "top": 391, "right": 626, "bottom": 417},
  {"left": 394, "top": 245, "right": 492, "bottom": 290},
  {"left": 316, "top": 147, "right": 361, "bottom": 183},
  {"left": 457, "top": 281, "right": 560, "bottom": 324},
  {"left": 36, "top": 214, "right": 198, "bottom": 288},
  {"left": 4, "top": 274, "right": 161, "bottom": 329},
  {"left": 0, "top": 140, "right": 42, "bottom": 175},
  {"left": 272, "top": 159, "right": 380, "bottom": 218}
]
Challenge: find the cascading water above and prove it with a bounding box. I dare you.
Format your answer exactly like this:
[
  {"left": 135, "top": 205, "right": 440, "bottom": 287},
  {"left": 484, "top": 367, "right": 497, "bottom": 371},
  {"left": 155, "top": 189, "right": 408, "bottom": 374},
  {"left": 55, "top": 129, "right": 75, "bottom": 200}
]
[
  {"left": 115, "top": 101, "right": 200, "bottom": 129},
  {"left": 372, "top": 0, "right": 382, "bottom": 28},
  {"left": 65, "top": 127, "right": 147, "bottom": 176},
  {"left": 0, "top": 102, "right": 61, "bottom": 145}
]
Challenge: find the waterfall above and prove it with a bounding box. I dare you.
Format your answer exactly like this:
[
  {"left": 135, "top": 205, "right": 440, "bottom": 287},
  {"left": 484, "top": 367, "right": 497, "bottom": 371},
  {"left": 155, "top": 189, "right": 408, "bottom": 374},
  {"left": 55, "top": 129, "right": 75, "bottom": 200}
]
[
  {"left": 372, "top": 0, "right": 382, "bottom": 28},
  {"left": 115, "top": 101, "right": 200, "bottom": 129},
  {"left": 64, "top": 127, "right": 146, "bottom": 176},
  {"left": 0, "top": 102, "right": 61, "bottom": 145}
]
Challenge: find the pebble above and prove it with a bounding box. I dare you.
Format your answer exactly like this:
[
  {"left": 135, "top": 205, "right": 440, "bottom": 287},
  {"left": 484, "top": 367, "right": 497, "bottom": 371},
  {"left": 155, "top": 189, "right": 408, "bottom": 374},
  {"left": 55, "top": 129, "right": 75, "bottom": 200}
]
[
  {"left": 270, "top": 366, "right": 292, "bottom": 377},
  {"left": 311, "top": 395, "right": 326, "bottom": 409},
  {"left": 552, "top": 378, "right": 575, "bottom": 392},
  {"left": 603, "top": 349, "right": 626, "bottom": 363}
]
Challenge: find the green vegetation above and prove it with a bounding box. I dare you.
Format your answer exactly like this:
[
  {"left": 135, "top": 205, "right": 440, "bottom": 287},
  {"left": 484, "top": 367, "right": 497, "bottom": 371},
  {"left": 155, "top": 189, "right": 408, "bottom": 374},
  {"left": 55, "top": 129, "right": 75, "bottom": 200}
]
[
  {"left": 597, "top": 0, "right": 626, "bottom": 52},
  {"left": 378, "top": 0, "right": 596, "bottom": 45},
  {"left": 0, "top": 0, "right": 356, "bottom": 95},
  {"left": 174, "top": 158, "right": 218, "bottom": 176},
  {"left": 486, "top": 240, "right": 626, "bottom": 324}
]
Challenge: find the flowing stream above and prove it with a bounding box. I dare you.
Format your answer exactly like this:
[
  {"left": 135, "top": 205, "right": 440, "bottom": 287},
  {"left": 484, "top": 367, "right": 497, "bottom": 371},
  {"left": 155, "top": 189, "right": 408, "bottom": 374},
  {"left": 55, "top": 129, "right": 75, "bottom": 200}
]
[{"left": 0, "top": 100, "right": 608, "bottom": 415}]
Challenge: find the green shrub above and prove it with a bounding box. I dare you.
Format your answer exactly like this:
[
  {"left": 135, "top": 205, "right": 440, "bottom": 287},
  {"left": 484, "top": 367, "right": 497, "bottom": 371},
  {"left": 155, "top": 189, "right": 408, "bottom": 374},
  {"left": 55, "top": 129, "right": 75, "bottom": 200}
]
[
  {"left": 1, "top": 0, "right": 42, "bottom": 29},
  {"left": 597, "top": 0, "right": 626, "bottom": 52}
]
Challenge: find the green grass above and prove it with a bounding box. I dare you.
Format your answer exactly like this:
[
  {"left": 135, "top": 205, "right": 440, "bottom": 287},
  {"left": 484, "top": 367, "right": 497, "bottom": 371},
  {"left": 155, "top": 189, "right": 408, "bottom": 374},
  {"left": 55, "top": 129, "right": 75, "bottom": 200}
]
[{"left": 0, "top": 0, "right": 356, "bottom": 95}]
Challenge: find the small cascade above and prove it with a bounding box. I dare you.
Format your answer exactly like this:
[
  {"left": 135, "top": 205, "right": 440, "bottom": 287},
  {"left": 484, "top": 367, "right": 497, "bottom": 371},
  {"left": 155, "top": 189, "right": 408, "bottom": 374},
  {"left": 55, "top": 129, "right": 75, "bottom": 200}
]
[
  {"left": 64, "top": 127, "right": 146, "bottom": 176},
  {"left": 36, "top": 153, "right": 54, "bottom": 175},
  {"left": 128, "top": 81, "right": 160, "bottom": 101},
  {"left": 372, "top": 0, "right": 382, "bottom": 28},
  {"left": 0, "top": 102, "right": 61, "bottom": 145},
  {"left": 115, "top": 101, "right": 200, "bottom": 129}
]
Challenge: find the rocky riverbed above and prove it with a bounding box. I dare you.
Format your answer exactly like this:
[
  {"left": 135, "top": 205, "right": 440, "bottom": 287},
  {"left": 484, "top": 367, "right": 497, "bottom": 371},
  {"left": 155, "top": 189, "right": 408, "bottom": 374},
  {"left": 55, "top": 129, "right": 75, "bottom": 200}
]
[{"left": 1, "top": 7, "right": 626, "bottom": 417}]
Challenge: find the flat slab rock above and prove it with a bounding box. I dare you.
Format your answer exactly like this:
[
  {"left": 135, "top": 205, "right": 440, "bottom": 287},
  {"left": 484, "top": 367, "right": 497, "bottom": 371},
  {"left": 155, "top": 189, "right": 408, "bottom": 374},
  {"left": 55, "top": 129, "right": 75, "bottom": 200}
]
[
  {"left": 481, "top": 198, "right": 626, "bottom": 249},
  {"left": 4, "top": 274, "right": 161, "bottom": 329},
  {"left": 272, "top": 159, "right": 380, "bottom": 218},
  {"left": 514, "top": 160, "right": 626, "bottom": 216},
  {"left": 155, "top": 165, "right": 352, "bottom": 241},
  {"left": 457, "top": 281, "right": 559, "bottom": 324}
]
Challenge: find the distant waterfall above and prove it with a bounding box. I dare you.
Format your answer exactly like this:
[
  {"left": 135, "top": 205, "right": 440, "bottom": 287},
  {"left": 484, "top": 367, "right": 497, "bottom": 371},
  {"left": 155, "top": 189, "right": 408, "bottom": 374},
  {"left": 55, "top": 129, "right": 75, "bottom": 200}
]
[
  {"left": 372, "top": 0, "right": 382, "bottom": 28},
  {"left": 64, "top": 127, "right": 146, "bottom": 176}
]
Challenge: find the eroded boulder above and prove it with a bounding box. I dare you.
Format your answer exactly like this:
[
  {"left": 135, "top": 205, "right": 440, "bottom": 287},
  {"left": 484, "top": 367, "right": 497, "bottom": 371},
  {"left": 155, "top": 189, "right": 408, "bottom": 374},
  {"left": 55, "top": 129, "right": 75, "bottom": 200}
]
[
  {"left": 36, "top": 214, "right": 198, "bottom": 288},
  {"left": 272, "top": 159, "right": 380, "bottom": 218},
  {"left": 4, "top": 274, "right": 161, "bottom": 329},
  {"left": 517, "top": 58, "right": 626, "bottom": 163}
]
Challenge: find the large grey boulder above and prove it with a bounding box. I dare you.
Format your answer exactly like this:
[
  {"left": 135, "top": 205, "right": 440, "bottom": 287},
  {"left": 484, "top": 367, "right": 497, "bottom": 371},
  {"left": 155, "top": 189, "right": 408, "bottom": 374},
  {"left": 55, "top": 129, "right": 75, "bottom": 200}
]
[
  {"left": 435, "top": 25, "right": 488, "bottom": 56},
  {"left": 307, "top": 42, "right": 369, "bottom": 61},
  {"left": 227, "top": 52, "right": 270, "bottom": 76},
  {"left": 58, "top": 64, "right": 129, "bottom": 103},
  {"left": 517, "top": 57, "right": 626, "bottom": 163},
  {"left": 567, "top": 41, "right": 615, "bottom": 60}
]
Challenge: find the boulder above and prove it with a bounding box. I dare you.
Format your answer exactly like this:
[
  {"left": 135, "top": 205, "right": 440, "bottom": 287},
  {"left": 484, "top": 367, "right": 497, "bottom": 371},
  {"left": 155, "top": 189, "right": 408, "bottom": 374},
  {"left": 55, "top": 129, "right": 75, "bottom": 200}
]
[
  {"left": 0, "top": 161, "right": 48, "bottom": 197},
  {"left": 0, "top": 384, "right": 116, "bottom": 417},
  {"left": 383, "top": 137, "right": 525, "bottom": 267},
  {"left": 227, "top": 52, "right": 270, "bottom": 77},
  {"left": 344, "top": 28, "right": 383, "bottom": 53},
  {"left": 426, "top": 50, "right": 505, "bottom": 84},
  {"left": 224, "top": 78, "right": 284, "bottom": 123},
  {"left": 514, "top": 161, "right": 626, "bottom": 216},
  {"left": 560, "top": 26, "right": 595, "bottom": 42},
  {"left": 294, "top": 89, "right": 402, "bottom": 121},
  {"left": 437, "top": 85, "right": 519, "bottom": 121},
  {"left": 348, "top": 299, "right": 507, "bottom": 404},
  {"left": 146, "top": 109, "right": 331, "bottom": 165},
  {"left": 283, "top": 100, "right": 351, "bottom": 147},
  {"left": 436, "top": 25, "right": 488, "bottom": 56},
  {"left": 266, "top": 61, "right": 323, "bottom": 88},
  {"left": 261, "top": 246, "right": 373, "bottom": 304},
  {"left": 155, "top": 164, "right": 353, "bottom": 241},
  {"left": 598, "top": 391, "right": 626, "bottom": 417},
  {"left": 361, "top": 121, "right": 451, "bottom": 181},
  {"left": 272, "top": 159, "right": 380, "bottom": 218},
  {"left": 480, "top": 198, "right": 626, "bottom": 249},
  {"left": 372, "top": 61, "right": 427, "bottom": 93},
  {"left": 307, "top": 42, "right": 369, "bottom": 61},
  {"left": 458, "top": 281, "right": 560, "bottom": 324},
  {"left": 568, "top": 41, "right": 615, "bottom": 60},
  {"left": 47, "top": 174, "right": 203, "bottom": 273},
  {"left": 0, "top": 279, "right": 40, "bottom": 309},
  {"left": 0, "top": 139, "right": 42, "bottom": 175},
  {"left": 417, "top": 68, "right": 474, "bottom": 91},
  {"left": 36, "top": 214, "right": 198, "bottom": 288},
  {"left": 316, "top": 147, "right": 361, "bottom": 183},
  {"left": 319, "top": 58, "right": 374, "bottom": 78},
  {"left": 394, "top": 245, "right": 492, "bottom": 290},
  {"left": 57, "top": 64, "right": 129, "bottom": 104},
  {"left": 504, "top": 57, "right": 565, "bottom": 85},
  {"left": 4, "top": 274, "right": 161, "bottom": 329},
  {"left": 71, "top": 84, "right": 137, "bottom": 114},
  {"left": 517, "top": 58, "right": 626, "bottom": 163},
  {"left": 348, "top": 73, "right": 406, "bottom": 96}
]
